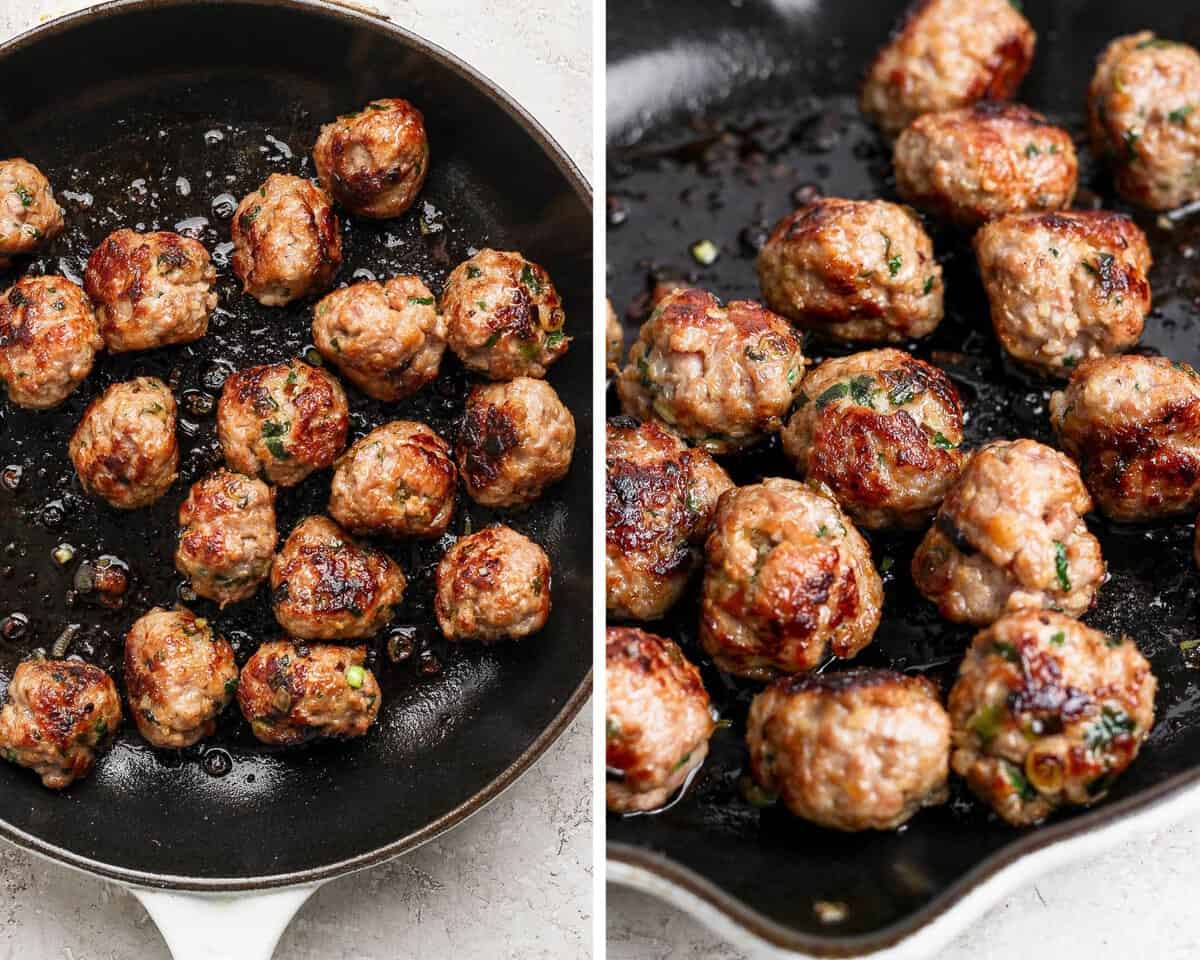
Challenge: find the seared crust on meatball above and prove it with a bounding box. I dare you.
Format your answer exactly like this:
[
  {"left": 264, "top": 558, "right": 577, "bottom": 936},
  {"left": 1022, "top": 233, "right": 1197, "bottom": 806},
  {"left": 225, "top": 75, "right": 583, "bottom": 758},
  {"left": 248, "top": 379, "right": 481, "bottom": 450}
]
[
  {"left": 949, "top": 611, "right": 1155, "bottom": 825},
  {"left": 606, "top": 626, "right": 714, "bottom": 813},
  {"left": 0, "top": 660, "right": 121, "bottom": 789},
  {"left": 238, "top": 640, "right": 380, "bottom": 746},
  {"left": 69, "top": 376, "right": 178, "bottom": 509},
  {"left": 616, "top": 287, "right": 805, "bottom": 453},
  {"left": 700, "top": 479, "right": 883, "bottom": 680},
  {"left": 606, "top": 298, "right": 623, "bottom": 372},
  {"left": 441, "top": 249, "right": 569, "bottom": 379},
  {"left": 271, "top": 516, "right": 406, "bottom": 641},
  {"left": 974, "top": 211, "right": 1151, "bottom": 377},
  {"left": 0, "top": 158, "right": 64, "bottom": 266},
  {"left": 757, "top": 199, "right": 944, "bottom": 344},
  {"left": 0, "top": 275, "right": 101, "bottom": 409}
]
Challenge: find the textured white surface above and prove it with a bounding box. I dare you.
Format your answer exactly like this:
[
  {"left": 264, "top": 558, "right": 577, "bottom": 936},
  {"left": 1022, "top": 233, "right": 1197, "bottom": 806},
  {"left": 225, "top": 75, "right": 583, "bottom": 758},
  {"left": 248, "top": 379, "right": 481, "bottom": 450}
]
[{"left": 0, "top": 1, "right": 593, "bottom": 958}]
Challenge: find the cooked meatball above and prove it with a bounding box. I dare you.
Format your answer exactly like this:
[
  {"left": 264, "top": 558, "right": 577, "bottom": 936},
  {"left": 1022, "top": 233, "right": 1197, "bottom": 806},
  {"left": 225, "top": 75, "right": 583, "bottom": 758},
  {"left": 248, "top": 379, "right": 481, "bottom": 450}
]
[
  {"left": 894, "top": 101, "right": 1078, "bottom": 228},
  {"left": 440, "top": 249, "right": 569, "bottom": 379},
  {"left": 912, "top": 439, "right": 1105, "bottom": 626},
  {"left": 949, "top": 611, "right": 1155, "bottom": 826},
  {"left": 68, "top": 376, "right": 178, "bottom": 509},
  {"left": 456, "top": 377, "right": 575, "bottom": 508},
  {"left": 616, "top": 287, "right": 805, "bottom": 453},
  {"left": 230, "top": 174, "right": 342, "bottom": 306},
  {"left": 974, "top": 211, "right": 1151, "bottom": 377},
  {"left": 861, "top": 0, "right": 1036, "bottom": 137},
  {"left": 217, "top": 359, "right": 349, "bottom": 487},
  {"left": 271, "top": 515, "right": 406, "bottom": 641},
  {"left": 175, "top": 469, "right": 277, "bottom": 606},
  {"left": 781, "top": 349, "right": 965, "bottom": 530},
  {"left": 329, "top": 420, "right": 456, "bottom": 538},
  {"left": 747, "top": 669, "right": 949, "bottom": 831},
  {"left": 84, "top": 229, "right": 216, "bottom": 353},
  {"left": 0, "top": 275, "right": 101, "bottom": 409},
  {"left": 1050, "top": 355, "right": 1200, "bottom": 521},
  {"left": 435, "top": 525, "right": 551, "bottom": 642},
  {"left": 606, "top": 626, "right": 714, "bottom": 814},
  {"left": 0, "top": 158, "right": 64, "bottom": 267},
  {"left": 700, "top": 478, "right": 883, "bottom": 680},
  {"left": 312, "top": 275, "right": 446, "bottom": 401},
  {"left": 0, "top": 660, "right": 121, "bottom": 789},
  {"left": 757, "top": 199, "right": 943, "bottom": 344},
  {"left": 238, "top": 640, "right": 380, "bottom": 746},
  {"left": 1088, "top": 32, "right": 1200, "bottom": 211},
  {"left": 123, "top": 607, "right": 238, "bottom": 749},
  {"left": 606, "top": 417, "right": 733, "bottom": 621},
  {"left": 606, "top": 298, "right": 623, "bottom": 372}
]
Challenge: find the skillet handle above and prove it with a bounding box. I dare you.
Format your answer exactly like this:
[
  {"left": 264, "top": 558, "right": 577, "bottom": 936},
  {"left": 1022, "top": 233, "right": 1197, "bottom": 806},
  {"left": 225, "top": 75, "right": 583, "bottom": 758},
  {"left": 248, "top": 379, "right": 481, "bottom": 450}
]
[{"left": 131, "top": 884, "right": 319, "bottom": 960}]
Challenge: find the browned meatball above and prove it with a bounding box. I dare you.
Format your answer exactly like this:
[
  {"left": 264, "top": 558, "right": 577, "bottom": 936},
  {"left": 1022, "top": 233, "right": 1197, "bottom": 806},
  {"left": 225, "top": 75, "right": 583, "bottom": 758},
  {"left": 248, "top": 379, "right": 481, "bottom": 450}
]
[
  {"left": 1050, "top": 355, "right": 1200, "bottom": 521},
  {"left": 606, "top": 626, "right": 714, "bottom": 813},
  {"left": 456, "top": 377, "right": 575, "bottom": 508},
  {"left": 0, "top": 158, "right": 64, "bottom": 267},
  {"left": 0, "top": 275, "right": 101, "bottom": 409},
  {"left": 123, "top": 607, "right": 238, "bottom": 749},
  {"left": 238, "top": 640, "right": 380, "bottom": 746},
  {"left": 747, "top": 669, "right": 950, "bottom": 831},
  {"left": 271, "top": 516, "right": 406, "bottom": 641},
  {"left": 230, "top": 174, "right": 342, "bottom": 306},
  {"left": 84, "top": 229, "right": 216, "bottom": 353},
  {"left": 606, "top": 298, "right": 623, "bottom": 372},
  {"left": 175, "top": 469, "right": 277, "bottom": 606},
  {"left": 757, "top": 199, "right": 944, "bottom": 344},
  {"left": 781, "top": 349, "right": 965, "bottom": 530},
  {"left": 0, "top": 660, "right": 121, "bottom": 789},
  {"left": 700, "top": 479, "right": 883, "bottom": 680},
  {"left": 217, "top": 359, "right": 349, "bottom": 487},
  {"left": 912, "top": 439, "right": 1105, "bottom": 626},
  {"left": 312, "top": 275, "right": 446, "bottom": 401},
  {"left": 861, "top": 0, "right": 1036, "bottom": 137},
  {"left": 329, "top": 420, "right": 456, "bottom": 538},
  {"left": 949, "top": 611, "right": 1155, "bottom": 826},
  {"left": 435, "top": 525, "right": 551, "bottom": 642},
  {"left": 974, "top": 211, "right": 1151, "bottom": 377},
  {"left": 69, "top": 377, "right": 178, "bottom": 510}
]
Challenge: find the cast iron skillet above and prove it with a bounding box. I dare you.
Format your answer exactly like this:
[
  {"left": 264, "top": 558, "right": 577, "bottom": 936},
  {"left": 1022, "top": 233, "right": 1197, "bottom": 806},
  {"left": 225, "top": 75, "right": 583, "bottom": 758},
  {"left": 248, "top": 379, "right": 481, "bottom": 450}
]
[
  {"left": 607, "top": 0, "right": 1200, "bottom": 954},
  {"left": 0, "top": 0, "right": 592, "bottom": 889}
]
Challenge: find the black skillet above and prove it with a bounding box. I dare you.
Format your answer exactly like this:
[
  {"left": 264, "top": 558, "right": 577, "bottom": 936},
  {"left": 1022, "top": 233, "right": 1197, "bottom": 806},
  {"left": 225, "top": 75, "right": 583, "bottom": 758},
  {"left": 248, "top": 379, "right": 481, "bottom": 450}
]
[{"left": 607, "top": 0, "right": 1200, "bottom": 955}]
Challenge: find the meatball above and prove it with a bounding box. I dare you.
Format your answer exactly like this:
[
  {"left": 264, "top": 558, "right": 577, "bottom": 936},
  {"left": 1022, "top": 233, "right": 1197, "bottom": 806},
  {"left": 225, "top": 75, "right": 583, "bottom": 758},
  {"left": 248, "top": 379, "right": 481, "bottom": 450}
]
[
  {"left": 271, "top": 515, "right": 406, "bottom": 641},
  {"left": 0, "top": 158, "right": 64, "bottom": 267},
  {"left": 949, "top": 611, "right": 1155, "bottom": 826},
  {"left": 217, "top": 359, "right": 349, "bottom": 487},
  {"left": 606, "top": 298, "right": 623, "bottom": 372},
  {"left": 894, "top": 101, "right": 1078, "bottom": 228},
  {"left": 860, "top": 0, "right": 1036, "bottom": 137},
  {"left": 68, "top": 376, "right": 178, "bottom": 509},
  {"left": 757, "top": 199, "right": 944, "bottom": 344},
  {"left": 175, "top": 469, "right": 277, "bottom": 606},
  {"left": 1088, "top": 32, "right": 1200, "bottom": 211},
  {"left": 616, "top": 287, "right": 805, "bottom": 453},
  {"left": 700, "top": 478, "right": 883, "bottom": 680},
  {"left": 329, "top": 420, "right": 456, "bottom": 538},
  {"left": 606, "top": 417, "right": 733, "bottom": 621},
  {"left": 0, "top": 275, "right": 101, "bottom": 409},
  {"left": 230, "top": 174, "right": 342, "bottom": 306},
  {"left": 83, "top": 229, "right": 217, "bottom": 353},
  {"left": 456, "top": 377, "right": 575, "bottom": 508},
  {"left": 0, "top": 660, "right": 121, "bottom": 789},
  {"left": 747, "top": 669, "right": 950, "bottom": 831},
  {"left": 912, "top": 439, "right": 1105, "bottom": 626},
  {"left": 123, "top": 607, "right": 238, "bottom": 749},
  {"left": 974, "top": 211, "right": 1151, "bottom": 377},
  {"left": 238, "top": 640, "right": 380, "bottom": 746},
  {"left": 781, "top": 349, "right": 965, "bottom": 530},
  {"left": 312, "top": 275, "right": 446, "bottom": 401},
  {"left": 1050, "top": 355, "right": 1200, "bottom": 522},
  {"left": 606, "top": 626, "right": 714, "bottom": 814},
  {"left": 435, "top": 525, "right": 551, "bottom": 642},
  {"left": 312, "top": 97, "right": 429, "bottom": 219},
  {"left": 440, "top": 249, "right": 569, "bottom": 379}
]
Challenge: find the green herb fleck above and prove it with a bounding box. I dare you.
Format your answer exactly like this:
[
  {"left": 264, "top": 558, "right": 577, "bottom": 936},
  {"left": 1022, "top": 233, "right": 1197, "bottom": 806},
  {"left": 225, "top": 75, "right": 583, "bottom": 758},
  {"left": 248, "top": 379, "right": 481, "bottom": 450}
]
[
  {"left": 1054, "top": 540, "right": 1071, "bottom": 592},
  {"left": 262, "top": 419, "right": 291, "bottom": 459},
  {"left": 816, "top": 524, "right": 828, "bottom": 538},
  {"left": 1025, "top": 143, "right": 1040, "bottom": 158},
  {"left": 544, "top": 331, "right": 566, "bottom": 350},
  {"left": 815, "top": 382, "right": 849, "bottom": 409},
  {"left": 880, "top": 232, "right": 901, "bottom": 277},
  {"left": 786, "top": 366, "right": 799, "bottom": 386},
  {"left": 1085, "top": 705, "right": 1135, "bottom": 751},
  {"left": 923, "top": 276, "right": 935, "bottom": 295},
  {"left": 970, "top": 704, "right": 1005, "bottom": 744},
  {"left": 1005, "top": 762, "right": 1036, "bottom": 801},
  {"left": 466, "top": 265, "right": 482, "bottom": 279},
  {"left": 1050, "top": 631, "right": 1065, "bottom": 646},
  {"left": 520, "top": 262, "right": 544, "bottom": 294},
  {"left": 1062, "top": 355, "right": 1079, "bottom": 369},
  {"left": 13, "top": 185, "right": 33, "bottom": 207},
  {"left": 408, "top": 296, "right": 435, "bottom": 306},
  {"left": 1169, "top": 105, "right": 1195, "bottom": 125},
  {"left": 345, "top": 665, "right": 366, "bottom": 689},
  {"left": 992, "top": 641, "right": 1020, "bottom": 664},
  {"left": 931, "top": 431, "right": 957, "bottom": 450}
]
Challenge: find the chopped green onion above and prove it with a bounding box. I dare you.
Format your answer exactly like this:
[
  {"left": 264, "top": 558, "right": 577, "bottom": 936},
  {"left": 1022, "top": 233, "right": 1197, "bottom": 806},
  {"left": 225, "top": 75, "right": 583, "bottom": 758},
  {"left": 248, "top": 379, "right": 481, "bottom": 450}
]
[{"left": 345, "top": 665, "right": 366, "bottom": 689}]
